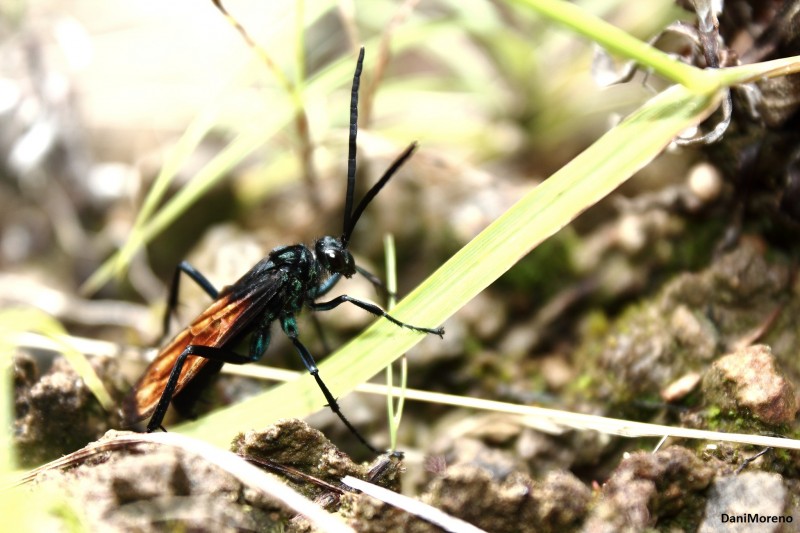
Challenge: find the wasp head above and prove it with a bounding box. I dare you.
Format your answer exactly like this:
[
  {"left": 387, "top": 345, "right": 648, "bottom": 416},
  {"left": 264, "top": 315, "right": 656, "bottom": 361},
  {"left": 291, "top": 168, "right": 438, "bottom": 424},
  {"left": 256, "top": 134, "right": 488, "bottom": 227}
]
[{"left": 316, "top": 235, "right": 356, "bottom": 277}]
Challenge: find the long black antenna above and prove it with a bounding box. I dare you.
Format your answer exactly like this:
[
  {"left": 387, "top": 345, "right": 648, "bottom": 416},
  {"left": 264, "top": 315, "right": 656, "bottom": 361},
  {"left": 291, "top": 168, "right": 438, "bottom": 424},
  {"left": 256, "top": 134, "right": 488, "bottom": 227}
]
[
  {"left": 343, "top": 47, "right": 365, "bottom": 241},
  {"left": 343, "top": 142, "right": 418, "bottom": 245}
]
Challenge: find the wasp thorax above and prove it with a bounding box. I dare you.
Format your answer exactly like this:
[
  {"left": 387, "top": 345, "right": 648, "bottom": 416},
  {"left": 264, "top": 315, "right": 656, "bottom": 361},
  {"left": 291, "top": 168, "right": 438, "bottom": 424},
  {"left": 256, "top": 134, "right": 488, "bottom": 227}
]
[{"left": 315, "top": 236, "right": 356, "bottom": 277}]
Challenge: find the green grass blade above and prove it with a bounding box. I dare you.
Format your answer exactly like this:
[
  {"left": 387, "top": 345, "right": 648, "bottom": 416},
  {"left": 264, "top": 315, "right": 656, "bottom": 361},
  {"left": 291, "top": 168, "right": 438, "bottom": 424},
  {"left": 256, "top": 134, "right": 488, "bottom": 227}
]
[
  {"left": 715, "top": 54, "right": 800, "bottom": 85},
  {"left": 135, "top": 108, "right": 221, "bottom": 234},
  {"left": 80, "top": 120, "right": 289, "bottom": 295},
  {"left": 382, "top": 233, "right": 407, "bottom": 452},
  {"left": 505, "top": 0, "right": 718, "bottom": 92},
  {"left": 80, "top": 108, "right": 221, "bottom": 296},
  {"left": 178, "top": 83, "right": 722, "bottom": 446}
]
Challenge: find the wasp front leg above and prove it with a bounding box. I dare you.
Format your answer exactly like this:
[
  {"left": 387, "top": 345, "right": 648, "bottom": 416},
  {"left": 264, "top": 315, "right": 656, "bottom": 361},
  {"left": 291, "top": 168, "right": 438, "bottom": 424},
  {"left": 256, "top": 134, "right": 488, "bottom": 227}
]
[{"left": 311, "top": 295, "right": 444, "bottom": 337}]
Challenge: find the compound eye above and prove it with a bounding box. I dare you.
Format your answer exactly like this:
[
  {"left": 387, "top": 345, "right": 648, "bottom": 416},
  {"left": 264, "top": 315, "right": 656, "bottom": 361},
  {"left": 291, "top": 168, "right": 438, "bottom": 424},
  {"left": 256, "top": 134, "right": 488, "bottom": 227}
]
[{"left": 325, "top": 250, "right": 344, "bottom": 270}]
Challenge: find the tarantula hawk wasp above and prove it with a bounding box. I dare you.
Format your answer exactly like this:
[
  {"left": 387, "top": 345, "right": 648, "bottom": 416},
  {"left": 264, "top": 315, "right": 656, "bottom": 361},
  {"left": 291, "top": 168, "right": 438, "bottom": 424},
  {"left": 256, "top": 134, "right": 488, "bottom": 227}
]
[{"left": 123, "top": 48, "right": 444, "bottom": 453}]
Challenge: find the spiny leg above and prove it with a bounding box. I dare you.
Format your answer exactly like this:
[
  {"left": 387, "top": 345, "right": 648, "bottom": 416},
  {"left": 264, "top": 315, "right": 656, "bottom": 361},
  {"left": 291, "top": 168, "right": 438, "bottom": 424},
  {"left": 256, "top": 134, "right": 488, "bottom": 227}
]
[
  {"left": 313, "top": 267, "right": 394, "bottom": 300},
  {"left": 148, "top": 327, "right": 270, "bottom": 432},
  {"left": 162, "top": 261, "right": 220, "bottom": 341},
  {"left": 356, "top": 265, "right": 395, "bottom": 299},
  {"left": 281, "top": 316, "right": 381, "bottom": 454},
  {"left": 311, "top": 295, "right": 444, "bottom": 337},
  {"left": 311, "top": 269, "right": 392, "bottom": 350}
]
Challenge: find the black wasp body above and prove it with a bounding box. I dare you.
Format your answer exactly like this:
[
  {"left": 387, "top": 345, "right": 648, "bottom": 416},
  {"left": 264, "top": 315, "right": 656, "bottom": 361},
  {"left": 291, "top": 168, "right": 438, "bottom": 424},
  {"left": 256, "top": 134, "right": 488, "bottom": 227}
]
[
  {"left": 224, "top": 237, "right": 361, "bottom": 357},
  {"left": 123, "top": 48, "right": 443, "bottom": 454}
]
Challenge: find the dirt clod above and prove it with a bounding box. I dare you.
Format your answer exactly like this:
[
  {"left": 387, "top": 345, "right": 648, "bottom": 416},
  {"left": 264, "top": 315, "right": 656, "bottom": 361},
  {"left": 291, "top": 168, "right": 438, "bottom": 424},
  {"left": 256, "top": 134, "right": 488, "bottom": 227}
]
[
  {"left": 703, "top": 344, "right": 798, "bottom": 425},
  {"left": 32, "top": 432, "right": 287, "bottom": 532},
  {"left": 14, "top": 354, "right": 124, "bottom": 466},
  {"left": 584, "top": 446, "right": 715, "bottom": 532}
]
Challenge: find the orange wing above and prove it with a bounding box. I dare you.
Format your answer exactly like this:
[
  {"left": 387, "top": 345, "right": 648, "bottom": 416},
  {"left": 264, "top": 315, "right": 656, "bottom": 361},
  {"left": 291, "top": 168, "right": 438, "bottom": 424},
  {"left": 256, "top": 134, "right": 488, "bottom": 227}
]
[{"left": 123, "top": 292, "right": 262, "bottom": 424}]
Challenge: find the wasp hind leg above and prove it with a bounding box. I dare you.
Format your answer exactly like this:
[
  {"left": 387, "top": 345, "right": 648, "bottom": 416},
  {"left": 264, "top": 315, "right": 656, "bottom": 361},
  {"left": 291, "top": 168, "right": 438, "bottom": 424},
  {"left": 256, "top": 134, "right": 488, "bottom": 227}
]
[
  {"left": 161, "top": 261, "right": 221, "bottom": 342},
  {"left": 147, "top": 328, "right": 270, "bottom": 433}
]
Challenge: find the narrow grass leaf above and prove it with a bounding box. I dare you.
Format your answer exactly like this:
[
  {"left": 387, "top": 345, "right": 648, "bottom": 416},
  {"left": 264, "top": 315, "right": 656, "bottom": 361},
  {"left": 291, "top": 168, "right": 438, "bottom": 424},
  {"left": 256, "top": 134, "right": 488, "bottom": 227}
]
[
  {"left": 715, "top": 54, "right": 800, "bottom": 85},
  {"left": 505, "top": 0, "right": 717, "bottom": 92}
]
